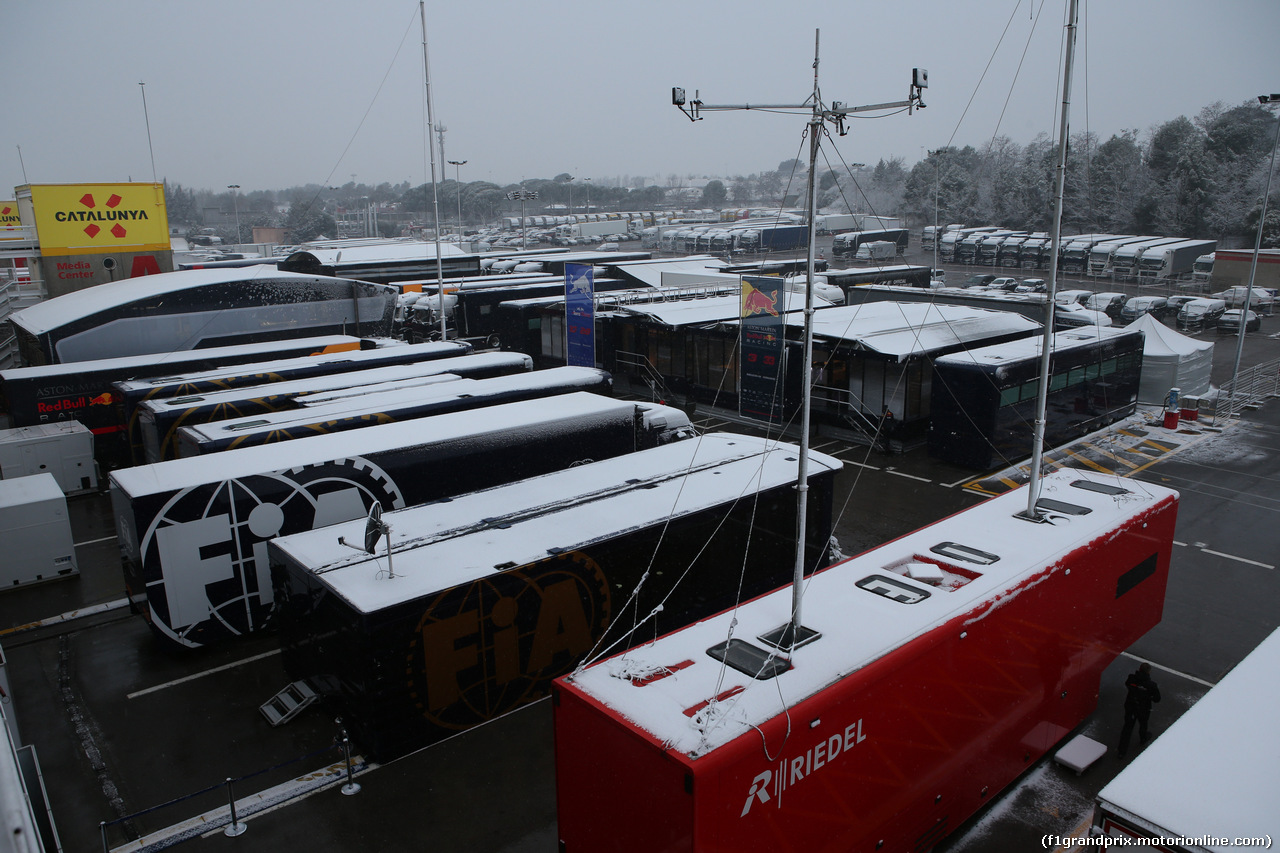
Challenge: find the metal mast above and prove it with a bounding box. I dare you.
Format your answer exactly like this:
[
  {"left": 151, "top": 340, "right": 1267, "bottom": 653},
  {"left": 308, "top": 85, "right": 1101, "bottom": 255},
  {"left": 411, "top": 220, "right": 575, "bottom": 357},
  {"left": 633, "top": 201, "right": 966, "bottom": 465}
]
[
  {"left": 1023, "top": 0, "right": 1079, "bottom": 520},
  {"left": 674, "top": 36, "right": 927, "bottom": 646},
  {"left": 420, "top": 1, "right": 447, "bottom": 340}
]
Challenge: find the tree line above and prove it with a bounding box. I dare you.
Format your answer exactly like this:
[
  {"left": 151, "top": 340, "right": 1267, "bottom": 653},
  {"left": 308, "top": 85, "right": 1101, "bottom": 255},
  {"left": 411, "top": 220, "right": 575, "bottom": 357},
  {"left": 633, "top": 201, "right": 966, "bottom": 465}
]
[{"left": 164, "top": 99, "right": 1278, "bottom": 247}]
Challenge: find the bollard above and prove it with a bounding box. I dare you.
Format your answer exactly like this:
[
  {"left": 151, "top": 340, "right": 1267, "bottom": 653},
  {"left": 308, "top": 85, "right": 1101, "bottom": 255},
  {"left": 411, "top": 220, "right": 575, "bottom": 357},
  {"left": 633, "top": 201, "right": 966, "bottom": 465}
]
[
  {"left": 224, "top": 777, "right": 247, "bottom": 837},
  {"left": 341, "top": 735, "right": 361, "bottom": 796},
  {"left": 100, "top": 820, "right": 108, "bottom": 853}
]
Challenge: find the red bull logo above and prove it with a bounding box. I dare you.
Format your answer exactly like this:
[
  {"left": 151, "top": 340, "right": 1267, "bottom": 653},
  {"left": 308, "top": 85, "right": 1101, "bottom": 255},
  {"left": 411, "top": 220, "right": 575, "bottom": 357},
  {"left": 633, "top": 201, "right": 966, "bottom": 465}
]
[
  {"left": 88, "top": 392, "right": 115, "bottom": 407},
  {"left": 742, "top": 283, "right": 780, "bottom": 317}
]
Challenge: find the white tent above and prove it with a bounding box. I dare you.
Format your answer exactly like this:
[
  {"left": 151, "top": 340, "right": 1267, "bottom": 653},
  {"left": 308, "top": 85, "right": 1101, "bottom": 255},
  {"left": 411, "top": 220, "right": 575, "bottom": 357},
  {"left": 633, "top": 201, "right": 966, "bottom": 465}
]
[{"left": 1129, "top": 313, "right": 1213, "bottom": 404}]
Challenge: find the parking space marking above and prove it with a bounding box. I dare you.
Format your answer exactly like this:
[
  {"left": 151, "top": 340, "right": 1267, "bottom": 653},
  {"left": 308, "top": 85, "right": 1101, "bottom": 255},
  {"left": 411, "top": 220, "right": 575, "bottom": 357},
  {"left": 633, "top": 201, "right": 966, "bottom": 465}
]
[
  {"left": 1062, "top": 447, "right": 1111, "bottom": 473},
  {"left": 1198, "top": 549, "right": 1274, "bottom": 570},
  {"left": 1083, "top": 442, "right": 1139, "bottom": 469},
  {"left": 884, "top": 469, "right": 931, "bottom": 483},
  {"left": 1121, "top": 651, "right": 1216, "bottom": 689},
  {"left": 74, "top": 534, "right": 118, "bottom": 548},
  {"left": 127, "top": 649, "right": 282, "bottom": 699}
]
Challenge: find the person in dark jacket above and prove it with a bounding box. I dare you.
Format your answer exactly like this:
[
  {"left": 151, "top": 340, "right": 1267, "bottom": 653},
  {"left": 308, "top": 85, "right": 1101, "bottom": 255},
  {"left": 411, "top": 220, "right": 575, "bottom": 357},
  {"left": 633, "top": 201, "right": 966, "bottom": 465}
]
[{"left": 1117, "top": 662, "right": 1161, "bottom": 757}]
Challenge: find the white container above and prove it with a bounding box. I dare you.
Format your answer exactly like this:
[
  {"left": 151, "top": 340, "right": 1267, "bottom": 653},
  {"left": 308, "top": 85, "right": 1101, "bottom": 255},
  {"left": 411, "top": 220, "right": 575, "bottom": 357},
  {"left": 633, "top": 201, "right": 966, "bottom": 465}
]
[
  {"left": 0, "top": 421, "right": 97, "bottom": 495},
  {"left": 0, "top": 473, "right": 78, "bottom": 588}
]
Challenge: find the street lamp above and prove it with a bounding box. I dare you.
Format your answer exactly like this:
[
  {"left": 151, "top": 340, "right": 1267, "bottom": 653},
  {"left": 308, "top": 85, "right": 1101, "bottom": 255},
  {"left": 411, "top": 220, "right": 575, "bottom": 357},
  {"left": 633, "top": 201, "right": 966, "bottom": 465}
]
[
  {"left": 505, "top": 190, "right": 539, "bottom": 248},
  {"left": 447, "top": 159, "right": 467, "bottom": 230},
  {"left": 1228, "top": 93, "right": 1280, "bottom": 417},
  {"left": 565, "top": 176, "right": 575, "bottom": 217},
  {"left": 584, "top": 177, "right": 592, "bottom": 215},
  {"left": 227, "top": 185, "right": 241, "bottom": 246}
]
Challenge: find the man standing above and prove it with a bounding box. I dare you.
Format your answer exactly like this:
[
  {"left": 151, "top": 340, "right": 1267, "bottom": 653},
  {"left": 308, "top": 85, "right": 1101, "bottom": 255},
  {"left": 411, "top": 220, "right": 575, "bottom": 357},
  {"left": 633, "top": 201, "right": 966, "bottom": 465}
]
[{"left": 1117, "top": 662, "right": 1161, "bottom": 758}]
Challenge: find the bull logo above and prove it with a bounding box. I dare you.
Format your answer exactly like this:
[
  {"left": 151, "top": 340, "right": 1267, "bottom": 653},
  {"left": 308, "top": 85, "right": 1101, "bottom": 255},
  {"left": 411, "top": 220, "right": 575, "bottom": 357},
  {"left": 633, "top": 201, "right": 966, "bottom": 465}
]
[
  {"left": 742, "top": 283, "right": 780, "bottom": 317},
  {"left": 88, "top": 392, "right": 114, "bottom": 407}
]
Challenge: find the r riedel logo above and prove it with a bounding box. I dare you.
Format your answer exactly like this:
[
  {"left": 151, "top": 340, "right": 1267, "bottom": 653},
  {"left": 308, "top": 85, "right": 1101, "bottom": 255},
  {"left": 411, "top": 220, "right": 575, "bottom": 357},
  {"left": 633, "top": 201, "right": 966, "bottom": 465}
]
[
  {"left": 53, "top": 192, "right": 150, "bottom": 240},
  {"left": 740, "top": 718, "right": 867, "bottom": 817}
]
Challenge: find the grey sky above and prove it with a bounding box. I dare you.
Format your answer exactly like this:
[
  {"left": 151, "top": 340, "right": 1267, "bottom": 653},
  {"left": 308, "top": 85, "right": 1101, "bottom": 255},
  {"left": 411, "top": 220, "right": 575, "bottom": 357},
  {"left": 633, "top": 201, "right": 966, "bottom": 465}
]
[{"left": 4, "top": 0, "right": 1279, "bottom": 195}]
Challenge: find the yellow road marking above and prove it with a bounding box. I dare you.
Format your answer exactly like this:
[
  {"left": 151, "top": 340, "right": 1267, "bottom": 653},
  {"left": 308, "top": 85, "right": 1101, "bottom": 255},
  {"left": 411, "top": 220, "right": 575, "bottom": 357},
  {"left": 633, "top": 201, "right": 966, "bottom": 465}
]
[
  {"left": 1083, "top": 442, "right": 1138, "bottom": 469},
  {"left": 1062, "top": 447, "right": 1112, "bottom": 473}
]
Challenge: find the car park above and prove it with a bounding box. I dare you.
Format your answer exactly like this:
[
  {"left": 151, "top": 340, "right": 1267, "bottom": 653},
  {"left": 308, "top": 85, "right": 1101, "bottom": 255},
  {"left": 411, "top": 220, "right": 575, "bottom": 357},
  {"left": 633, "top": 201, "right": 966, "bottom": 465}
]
[
  {"left": 1217, "top": 309, "right": 1261, "bottom": 333},
  {"left": 1084, "top": 291, "right": 1128, "bottom": 320},
  {"left": 1175, "top": 298, "right": 1227, "bottom": 331},
  {"left": 1120, "top": 295, "right": 1169, "bottom": 323}
]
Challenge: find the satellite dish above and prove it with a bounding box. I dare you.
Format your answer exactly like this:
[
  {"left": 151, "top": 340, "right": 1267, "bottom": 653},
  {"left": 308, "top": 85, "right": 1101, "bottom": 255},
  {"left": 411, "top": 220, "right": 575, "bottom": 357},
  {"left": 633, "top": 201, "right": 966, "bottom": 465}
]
[{"left": 363, "top": 503, "right": 383, "bottom": 555}]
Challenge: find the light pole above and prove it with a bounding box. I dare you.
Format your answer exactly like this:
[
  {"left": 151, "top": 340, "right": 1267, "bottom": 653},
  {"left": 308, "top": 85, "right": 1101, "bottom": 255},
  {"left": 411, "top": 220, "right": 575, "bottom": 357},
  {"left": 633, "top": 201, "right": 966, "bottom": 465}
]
[
  {"left": 584, "top": 177, "right": 591, "bottom": 216},
  {"left": 227, "top": 185, "right": 241, "bottom": 246},
  {"left": 447, "top": 159, "right": 467, "bottom": 230},
  {"left": 1228, "top": 92, "right": 1280, "bottom": 417},
  {"left": 566, "top": 176, "right": 575, "bottom": 218},
  {"left": 506, "top": 190, "right": 538, "bottom": 247}
]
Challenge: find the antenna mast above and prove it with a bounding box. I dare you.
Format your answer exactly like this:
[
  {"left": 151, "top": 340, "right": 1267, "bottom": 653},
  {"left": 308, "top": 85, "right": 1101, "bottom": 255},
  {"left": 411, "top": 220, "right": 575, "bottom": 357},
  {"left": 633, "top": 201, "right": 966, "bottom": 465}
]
[
  {"left": 673, "top": 33, "right": 927, "bottom": 647},
  {"left": 421, "top": 1, "right": 447, "bottom": 340},
  {"left": 1022, "top": 0, "right": 1079, "bottom": 520}
]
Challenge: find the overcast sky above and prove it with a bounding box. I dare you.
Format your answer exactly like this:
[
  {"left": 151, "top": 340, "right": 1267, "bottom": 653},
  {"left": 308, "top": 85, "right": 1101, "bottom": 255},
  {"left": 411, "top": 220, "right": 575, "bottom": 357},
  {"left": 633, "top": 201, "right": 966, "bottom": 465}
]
[{"left": 4, "top": 0, "right": 1279, "bottom": 195}]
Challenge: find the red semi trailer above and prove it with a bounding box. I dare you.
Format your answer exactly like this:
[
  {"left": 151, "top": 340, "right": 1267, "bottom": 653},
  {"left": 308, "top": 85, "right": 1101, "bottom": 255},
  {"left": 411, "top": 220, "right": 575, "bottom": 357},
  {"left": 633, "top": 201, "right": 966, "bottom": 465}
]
[{"left": 554, "top": 468, "right": 1179, "bottom": 853}]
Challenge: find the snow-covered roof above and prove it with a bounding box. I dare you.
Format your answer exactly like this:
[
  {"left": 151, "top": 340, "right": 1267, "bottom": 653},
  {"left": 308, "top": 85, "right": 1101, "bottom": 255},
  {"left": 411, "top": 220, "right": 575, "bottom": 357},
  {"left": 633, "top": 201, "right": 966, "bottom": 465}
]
[
  {"left": 303, "top": 241, "right": 468, "bottom": 264},
  {"left": 1126, "top": 313, "right": 1213, "bottom": 358},
  {"left": 564, "top": 469, "right": 1178, "bottom": 757},
  {"left": 114, "top": 341, "right": 465, "bottom": 392},
  {"left": 110, "top": 392, "right": 645, "bottom": 497},
  {"left": 11, "top": 266, "right": 362, "bottom": 335},
  {"left": 788, "top": 301, "right": 1041, "bottom": 361},
  {"left": 181, "top": 366, "right": 609, "bottom": 439},
  {"left": 616, "top": 288, "right": 832, "bottom": 327},
  {"left": 269, "top": 433, "right": 841, "bottom": 615},
  {"left": 605, "top": 257, "right": 728, "bottom": 288},
  {"left": 138, "top": 351, "right": 530, "bottom": 417},
  {"left": 934, "top": 326, "right": 1137, "bottom": 370},
  {"left": 1097, "top": 628, "right": 1280, "bottom": 851},
  {"left": 0, "top": 335, "right": 362, "bottom": 380}
]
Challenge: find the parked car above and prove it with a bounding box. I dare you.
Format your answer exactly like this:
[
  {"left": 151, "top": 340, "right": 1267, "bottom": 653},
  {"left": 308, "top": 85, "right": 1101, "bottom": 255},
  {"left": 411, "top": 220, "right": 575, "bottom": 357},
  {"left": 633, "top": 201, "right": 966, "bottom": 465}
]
[
  {"left": 1213, "top": 287, "right": 1275, "bottom": 313},
  {"left": 963, "top": 274, "right": 996, "bottom": 288},
  {"left": 988, "top": 276, "right": 1020, "bottom": 291},
  {"left": 1120, "top": 296, "right": 1170, "bottom": 323},
  {"left": 1016, "top": 278, "right": 1047, "bottom": 293},
  {"left": 1084, "top": 291, "right": 1129, "bottom": 320},
  {"left": 1217, "top": 309, "right": 1261, "bottom": 333},
  {"left": 1166, "top": 295, "right": 1200, "bottom": 315},
  {"left": 1055, "top": 302, "right": 1113, "bottom": 328},
  {"left": 1055, "top": 289, "right": 1093, "bottom": 306},
  {"left": 1176, "top": 298, "right": 1227, "bottom": 331}
]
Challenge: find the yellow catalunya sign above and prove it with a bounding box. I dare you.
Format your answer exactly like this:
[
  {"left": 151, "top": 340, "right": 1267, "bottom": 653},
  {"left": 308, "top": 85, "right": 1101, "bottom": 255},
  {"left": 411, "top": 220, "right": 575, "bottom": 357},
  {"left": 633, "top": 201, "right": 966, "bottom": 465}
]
[
  {"left": 0, "top": 200, "right": 20, "bottom": 237},
  {"left": 27, "top": 183, "right": 169, "bottom": 256}
]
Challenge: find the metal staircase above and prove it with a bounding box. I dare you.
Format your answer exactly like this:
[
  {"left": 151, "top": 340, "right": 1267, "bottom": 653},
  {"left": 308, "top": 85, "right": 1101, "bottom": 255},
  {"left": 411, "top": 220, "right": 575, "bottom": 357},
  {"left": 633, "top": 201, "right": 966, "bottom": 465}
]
[{"left": 260, "top": 680, "right": 318, "bottom": 727}]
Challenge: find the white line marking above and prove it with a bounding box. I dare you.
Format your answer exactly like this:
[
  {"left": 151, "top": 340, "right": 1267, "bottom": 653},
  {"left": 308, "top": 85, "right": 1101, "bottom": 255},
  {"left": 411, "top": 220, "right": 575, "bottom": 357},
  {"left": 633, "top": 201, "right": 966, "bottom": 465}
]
[
  {"left": 837, "top": 458, "right": 880, "bottom": 470},
  {"left": 942, "top": 475, "right": 975, "bottom": 488},
  {"left": 1199, "top": 548, "right": 1274, "bottom": 569},
  {"left": 74, "top": 534, "right": 118, "bottom": 547},
  {"left": 1121, "top": 652, "right": 1216, "bottom": 688},
  {"left": 127, "top": 649, "right": 282, "bottom": 699},
  {"left": 885, "top": 469, "right": 932, "bottom": 483},
  {"left": 0, "top": 598, "right": 131, "bottom": 636}
]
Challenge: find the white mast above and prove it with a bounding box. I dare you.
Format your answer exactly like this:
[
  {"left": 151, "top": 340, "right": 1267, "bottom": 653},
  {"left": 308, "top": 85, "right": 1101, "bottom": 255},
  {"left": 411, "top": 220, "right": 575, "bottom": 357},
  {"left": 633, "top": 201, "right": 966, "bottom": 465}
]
[
  {"left": 420, "top": 2, "right": 447, "bottom": 340},
  {"left": 673, "top": 37, "right": 926, "bottom": 647},
  {"left": 1023, "top": 0, "right": 1079, "bottom": 519}
]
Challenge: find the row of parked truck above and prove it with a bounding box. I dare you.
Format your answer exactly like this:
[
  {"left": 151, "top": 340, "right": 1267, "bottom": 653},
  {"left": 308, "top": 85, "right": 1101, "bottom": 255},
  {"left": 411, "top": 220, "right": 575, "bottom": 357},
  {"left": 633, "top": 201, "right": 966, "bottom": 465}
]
[{"left": 923, "top": 226, "right": 1217, "bottom": 283}]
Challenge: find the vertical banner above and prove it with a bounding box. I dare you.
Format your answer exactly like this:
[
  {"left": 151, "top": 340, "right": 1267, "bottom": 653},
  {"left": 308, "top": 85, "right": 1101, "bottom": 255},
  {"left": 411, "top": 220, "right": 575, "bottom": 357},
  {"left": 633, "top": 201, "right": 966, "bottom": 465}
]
[
  {"left": 739, "top": 275, "right": 786, "bottom": 423},
  {"left": 565, "top": 263, "right": 596, "bottom": 367}
]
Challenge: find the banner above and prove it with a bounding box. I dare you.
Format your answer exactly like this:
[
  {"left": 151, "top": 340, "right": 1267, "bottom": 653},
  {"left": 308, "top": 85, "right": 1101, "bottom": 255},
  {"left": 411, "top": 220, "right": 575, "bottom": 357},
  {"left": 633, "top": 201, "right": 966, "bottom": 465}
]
[
  {"left": 739, "top": 276, "right": 786, "bottom": 423},
  {"left": 565, "top": 263, "right": 596, "bottom": 367},
  {"left": 26, "top": 183, "right": 169, "bottom": 256}
]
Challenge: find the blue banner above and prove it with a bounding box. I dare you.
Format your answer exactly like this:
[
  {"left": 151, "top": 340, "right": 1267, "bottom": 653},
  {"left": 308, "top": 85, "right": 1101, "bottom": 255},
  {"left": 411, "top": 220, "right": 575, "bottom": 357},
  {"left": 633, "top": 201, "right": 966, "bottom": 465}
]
[
  {"left": 565, "top": 263, "right": 596, "bottom": 367},
  {"left": 739, "top": 276, "right": 786, "bottom": 423}
]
